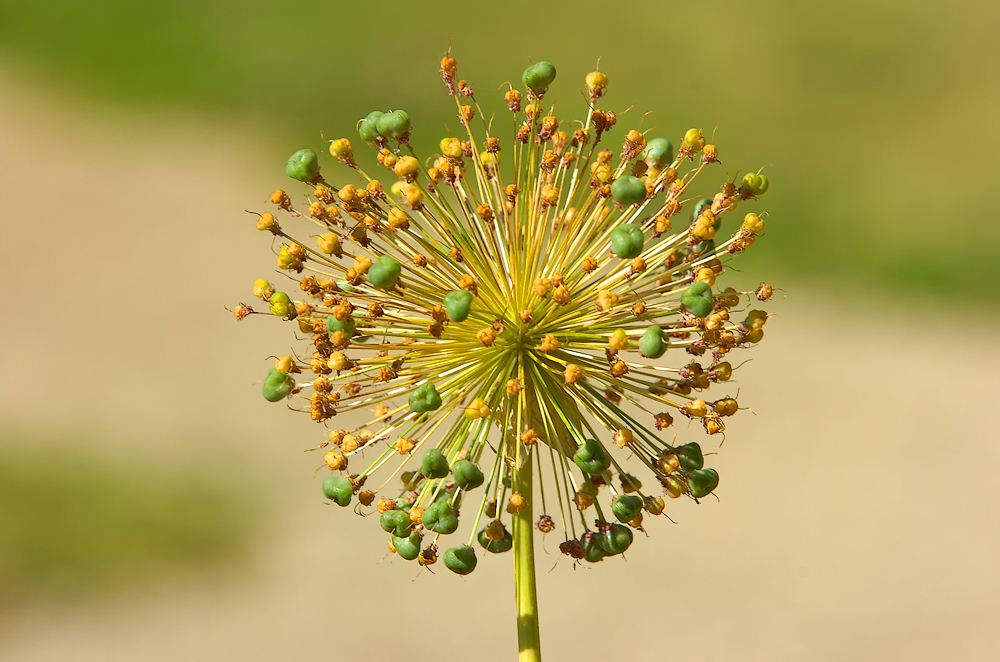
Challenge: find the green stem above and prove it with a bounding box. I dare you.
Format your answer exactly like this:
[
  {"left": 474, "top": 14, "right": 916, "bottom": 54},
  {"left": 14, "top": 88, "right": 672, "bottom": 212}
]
[{"left": 513, "top": 451, "right": 541, "bottom": 662}]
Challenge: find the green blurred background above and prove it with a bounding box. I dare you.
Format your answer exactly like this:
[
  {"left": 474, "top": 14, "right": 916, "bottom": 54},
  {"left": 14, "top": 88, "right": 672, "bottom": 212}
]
[{"left": 1, "top": 1, "right": 997, "bottom": 660}]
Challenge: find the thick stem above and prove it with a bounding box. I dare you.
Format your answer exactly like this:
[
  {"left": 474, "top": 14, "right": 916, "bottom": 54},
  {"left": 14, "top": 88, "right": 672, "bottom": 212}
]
[{"left": 513, "top": 452, "right": 542, "bottom": 662}]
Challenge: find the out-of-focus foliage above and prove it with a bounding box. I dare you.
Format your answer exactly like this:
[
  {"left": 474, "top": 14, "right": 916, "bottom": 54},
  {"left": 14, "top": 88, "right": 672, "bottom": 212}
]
[{"left": 0, "top": 437, "right": 253, "bottom": 606}]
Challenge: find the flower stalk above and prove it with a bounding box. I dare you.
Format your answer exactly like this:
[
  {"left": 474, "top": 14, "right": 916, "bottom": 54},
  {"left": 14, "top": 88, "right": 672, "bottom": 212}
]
[{"left": 513, "top": 450, "right": 541, "bottom": 662}]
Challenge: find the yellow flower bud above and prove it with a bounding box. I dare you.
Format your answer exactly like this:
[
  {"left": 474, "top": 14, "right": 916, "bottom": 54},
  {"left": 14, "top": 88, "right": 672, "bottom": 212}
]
[
  {"left": 608, "top": 329, "right": 630, "bottom": 351},
  {"left": 393, "top": 155, "right": 420, "bottom": 179},
  {"left": 465, "top": 397, "right": 492, "bottom": 419},
  {"left": 440, "top": 137, "right": 463, "bottom": 158}
]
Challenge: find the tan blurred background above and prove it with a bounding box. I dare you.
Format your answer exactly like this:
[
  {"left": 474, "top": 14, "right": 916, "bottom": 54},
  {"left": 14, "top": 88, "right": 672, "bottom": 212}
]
[{"left": 1, "top": 1, "right": 998, "bottom": 660}]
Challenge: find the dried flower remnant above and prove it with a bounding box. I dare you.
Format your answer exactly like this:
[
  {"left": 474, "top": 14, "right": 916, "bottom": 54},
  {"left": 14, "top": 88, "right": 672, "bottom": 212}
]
[{"left": 234, "top": 52, "right": 774, "bottom": 660}]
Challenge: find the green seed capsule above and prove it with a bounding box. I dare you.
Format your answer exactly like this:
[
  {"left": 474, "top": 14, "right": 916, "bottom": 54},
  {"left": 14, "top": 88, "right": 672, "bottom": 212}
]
[
  {"left": 358, "top": 121, "right": 379, "bottom": 142},
  {"left": 420, "top": 447, "right": 450, "bottom": 479},
  {"left": 410, "top": 382, "right": 443, "bottom": 413},
  {"left": 376, "top": 110, "right": 411, "bottom": 140},
  {"left": 598, "top": 523, "right": 634, "bottom": 555},
  {"left": 573, "top": 438, "right": 612, "bottom": 475},
  {"left": 611, "top": 495, "right": 643, "bottom": 523},
  {"left": 610, "top": 175, "right": 647, "bottom": 207},
  {"left": 640, "top": 137, "right": 675, "bottom": 168},
  {"left": 321, "top": 475, "right": 352, "bottom": 507},
  {"left": 380, "top": 510, "right": 412, "bottom": 537},
  {"left": 379, "top": 510, "right": 395, "bottom": 532},
  {"left": 326, "top": 314, "right": 356, "bottom": 338},
  {"left": 609, "top": 223, "right": 644, "bottom": 259},
  {"left": 583, "top": 534, "right": 606, "bottom": 563},
  {"left": 358, "top": 111, "right": 384, "bottom": 143},
  {"left": 285, "top": 148, "right": 321, "bottom": 183},
  {"left": 477, "top": 526, "right": 513, "bottom": 553},
  {"left": 676, "top": 442, "right": 704, "bottom": 471},
  {"left": 742, "top": 172, "right": 769, "bottom": 196},
  {"left": 452, "top": 459, "right": 485, "bottom": 490},
  {"left": 443, "top": 545, "right": 478, "bottom": 575},
  {"left": 421, "top": 500, "right": 459, "bottom": 534},
  {"left": 688, "top": 468, "right": 720, "bottom": 498},
  {"left": 639, "top": 325, "right": 667, "bottom": 359},
  {"left": 392, "top": 531, "right": 422, "bottom": 561},
  {"left": 681, "top": 282, "right": 714, "bottom": 318},
  {"left": 522, "top": 60, "right": 557, "bottom": 93},
  {"left": 262, "top": 367, "right": 294, "bottom": 402},
  {"left": 368, "top": 255, "right": 401, "bottom": 289},
  {"left": 268, "top": 291, "right": 291, "bottom": 317},
  {"left": 443, "top": 290, "right": 474, "bottom": 322}
]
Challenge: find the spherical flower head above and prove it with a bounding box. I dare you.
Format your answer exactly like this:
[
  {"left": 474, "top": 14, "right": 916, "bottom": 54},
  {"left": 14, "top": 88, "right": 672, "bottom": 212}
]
[{"left": 234, "top": 52, "right": 776, "bottom": 576}]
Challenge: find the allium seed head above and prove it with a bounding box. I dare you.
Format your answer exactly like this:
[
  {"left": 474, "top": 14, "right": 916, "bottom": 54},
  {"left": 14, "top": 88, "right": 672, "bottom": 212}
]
[{"left": 235, "top": 53, "right": 775, "bottom": 575}]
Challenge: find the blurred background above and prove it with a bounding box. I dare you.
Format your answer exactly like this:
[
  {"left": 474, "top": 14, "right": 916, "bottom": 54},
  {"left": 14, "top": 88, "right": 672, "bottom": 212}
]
[{"left": 1, "top": 1, "right": 997, "bottom": 660}]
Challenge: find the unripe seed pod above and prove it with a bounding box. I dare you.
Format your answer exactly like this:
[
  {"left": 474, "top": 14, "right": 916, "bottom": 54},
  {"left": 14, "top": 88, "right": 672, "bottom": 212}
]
[
  {"left": 612, "top": 495, "right": 643, "bottom": 523},
  {"left": 611, "top": 175, "right": 647, "bottom": 206},
  {"left": 453, "top": 459, "right": 485, "bottom": 489},
  {"left": 409, "top": 382, "right": 442, "bottom": 413},
  {"left": 285, "top": 149, "right": 321, "bottom": 183},
  {"left": 269, "top": 291, "right": 291, "bottom": 317},
  {"left": 392, "top": 531, "right": 422, "bottom": 561},
  {"left": 639, "top": 325, "right": 667, "bottom": 358},
  {"left": 522, "top": 61, "right": 557, "bottom": 93},
  {"left": 262, "top": 368, "right": 294, "bottom": 402},
  {"left": 573, "top": 438, "right": 611, "bottom": 475},
  {"left": 610, "top": 223, "right": 644, "bottom": 258},
  {"left": 675, "top": 442, "right": 704, "bottom": 471},
  {"left": 583, "top": 533, "right": 605, "bottom": 563},
  {"left": 742, "top": 172, "right": 769, "bottom": 196},
  {"left": 688, "top": 468, "right": 720, "bottom": 498},
  {"left": 421, "top": 500, "right": 459, "bottom": 534},
  {"left": 478, "top": 524, "right": 513, "bottom": 553},
  {"left": 376, "top": 110, "right": 411, "bottom": 140},
  {"left": 420, "top": 447, "right": 449, "bottom": 478},
  {"left": 599, "top": 523, "right": 634, "bottom": 555},
  {"left": 443, "top": 545, "right": 478, "bottom": 575},
  {"left": 640, "top": 137, "right": 675, "bottom": 168},
  {"left": 321, "top": 475, "right": 352, "bottom": 507},
  {"left": 368, "top": 255, "right": 402, "bottom": 289},
  {"left": 681, "top": 282, "right": 714, "bottom": 318}
]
